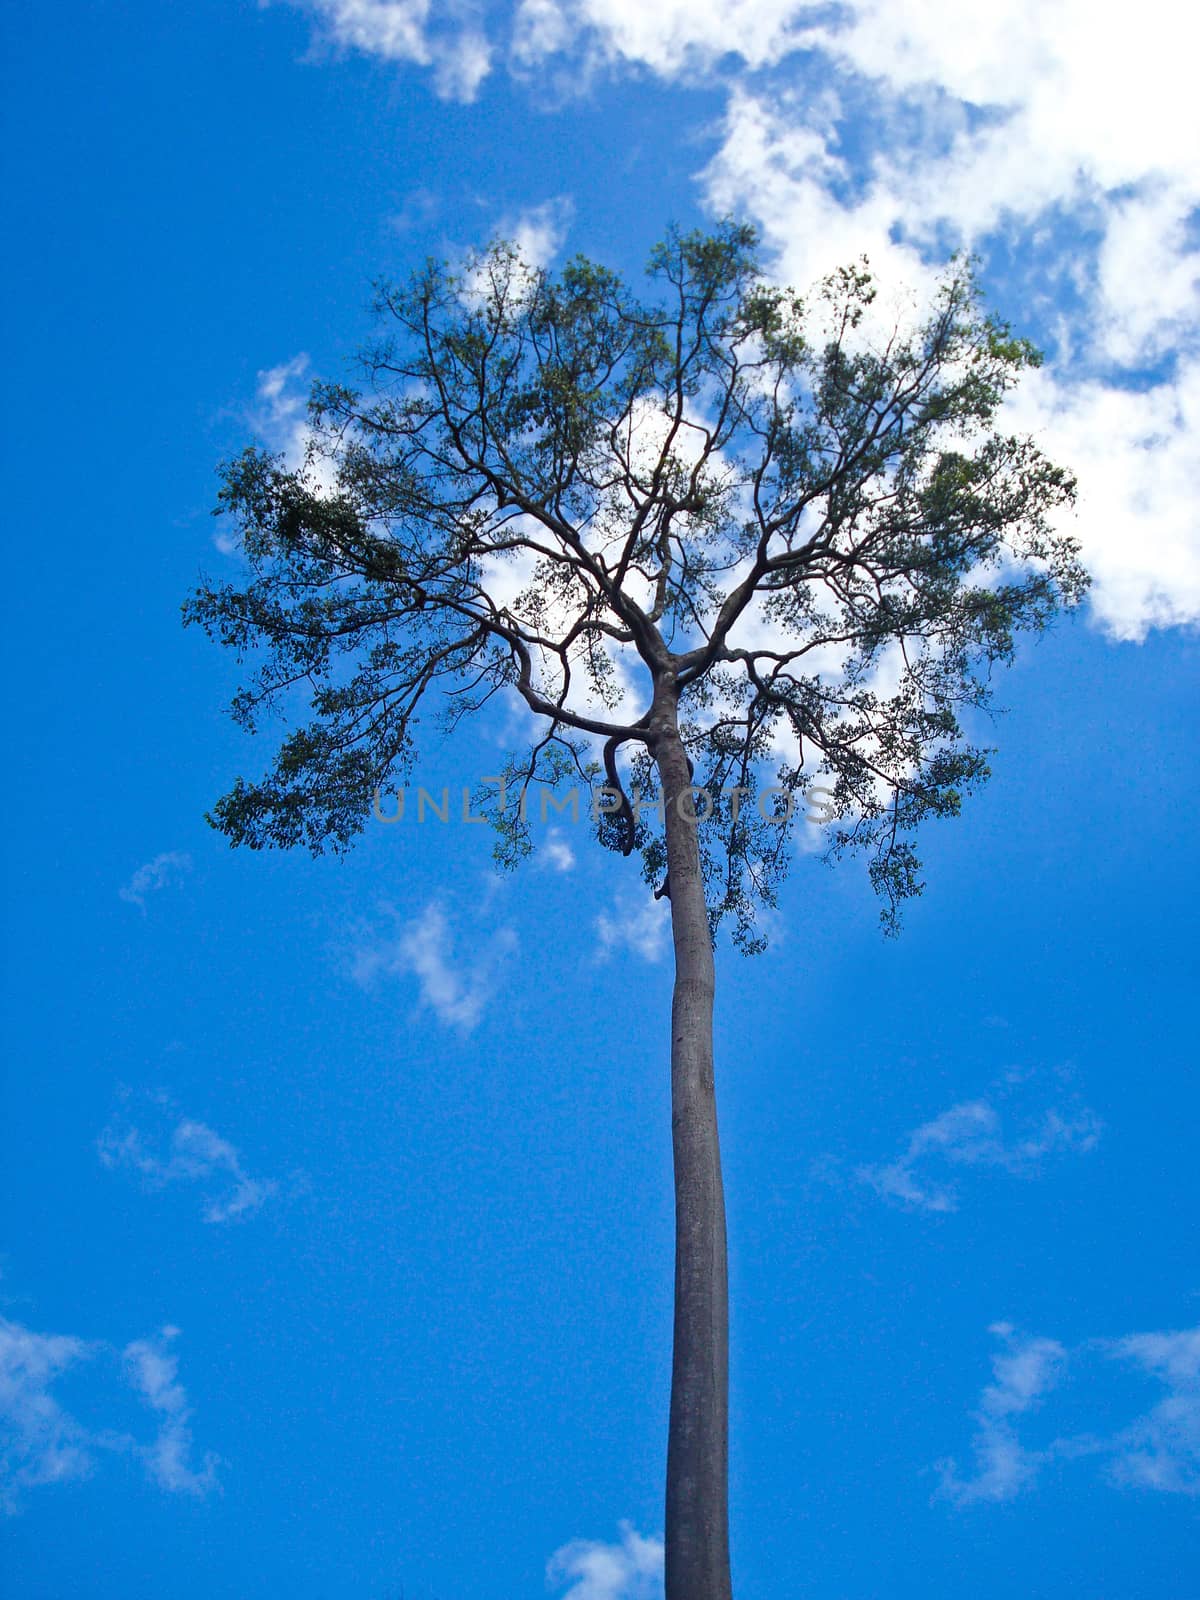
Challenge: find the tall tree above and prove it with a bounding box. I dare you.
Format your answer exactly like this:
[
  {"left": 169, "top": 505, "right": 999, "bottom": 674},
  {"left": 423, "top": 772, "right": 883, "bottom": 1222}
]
[{"left": 186, "top": 223, "right": 1086, "bottom": 1600}]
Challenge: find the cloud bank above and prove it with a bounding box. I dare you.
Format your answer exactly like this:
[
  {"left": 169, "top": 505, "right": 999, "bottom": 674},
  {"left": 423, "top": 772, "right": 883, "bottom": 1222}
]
[{"left": 272, "top": 0, "right": 1199, "bottom": 644}]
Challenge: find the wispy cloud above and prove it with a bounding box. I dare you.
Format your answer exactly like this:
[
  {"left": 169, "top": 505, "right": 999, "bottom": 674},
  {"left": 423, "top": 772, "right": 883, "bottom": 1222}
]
[
  {"left": 540, "top": 828, "right": 576, "bottom": 873},
  {"left": 1, "top": 1315, "right": 217, "bottom": 1514},
  {"left": 939, "top": 1322, "right": 1066, "bottom": 1504},
  {"left": 99, "top": 1095, "right": 275, "bottom": 1223},
  {"left": 122, "top": 1328, "right": 220, "bottom": 1497},
  {"left": 547, "top": 1522, "right": 664, "bottom": 1600},
  {"left": 215, "top": 354, "right": 336, "bottom": 555},
  {"left": 0, "top": 1316, "right": 94, "bottom": 1514},
  {"left": 389, "top": 185, "right": 441, "bottom": 233},
  {"left": 940, "top": 1320, "right": 1200, "bottom": 1504},
  {"left": 118, "top": 851, "right": 192, "bottom": 911},
  {"left": 594, "top": 893, "right": 669, "bottom": 964},
  {"left": 859, "top": 1089, "right": 1102, "bottom": 1213},
  {"left": 350, "top": 899, "right": 517, "bottom": 1033},
  {"left": 292, "top": 0, "right": 492, "bottom": 102},
  {"left": 1104, "top": 1327, "right": 1200, "bottom": 1496},
  {"left": 252, "top": 353, "right": 311, "bottom": 452}
]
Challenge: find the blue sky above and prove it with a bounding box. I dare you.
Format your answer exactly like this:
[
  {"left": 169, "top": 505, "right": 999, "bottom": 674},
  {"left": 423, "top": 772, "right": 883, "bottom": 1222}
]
[{"left": 2, "top": 2, "right": 1198, "bottom": 1596}]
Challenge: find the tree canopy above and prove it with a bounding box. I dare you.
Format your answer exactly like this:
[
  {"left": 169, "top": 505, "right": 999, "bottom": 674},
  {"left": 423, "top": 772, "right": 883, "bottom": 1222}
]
[{"left": 186, "top": 222, "right": 1087, "bottom": 941}]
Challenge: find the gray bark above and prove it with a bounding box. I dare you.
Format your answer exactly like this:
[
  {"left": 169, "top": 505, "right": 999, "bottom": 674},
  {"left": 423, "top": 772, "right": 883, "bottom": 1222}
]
[{"left": 650, "top": 680, "right": 732, "bottom": 1600}]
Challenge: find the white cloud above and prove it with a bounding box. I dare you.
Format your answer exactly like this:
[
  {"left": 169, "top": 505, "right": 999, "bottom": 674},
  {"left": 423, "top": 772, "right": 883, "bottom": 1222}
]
[
  {"left": 541, "top": 828, "right": 576, "bottom": 872},
  {"left": 250, "top": 354, "right": 336, "bottom": 488},
  {"left": 253, "top": 353, "right": 311, "bottom": 456},
  {"left": 291, "top": 0, "right": 810, "bottom": 87},
  {"left": 802, "top": 1, "right": 1199, "bottom": 209},
  {"left": 1000, "top": 361, "right": 1200, "bottom": 641},
  {"left": 0, "top": 1317, "right": 94, "bottom": 1515},
  {"left": 390, "top": 184, "right": 442, "bottom": 233},
  {"left": 505, "top": 0, "right": 1200, "bottom": 642},
  {"left": 941, "top": 1320, "right": 1200, "bottom": 1505},
  {"left": 513, "top": 0, "right": 805, "bottom": 78},
  {"left": 122, "top": 1329, "right": 219, "bottom": 1498},
  {"left": 118, "top": 851, "right": 192, "bottom": 911},
  {"left": 215, "top": 355, "right": 340, "bottom": 556},
  {"left": 859, "top": 1094, "right": 1101, "bottom": 1213},
  {"left": 1105, "top": 1327, "right": 1200, "bottom": 1496},
  {"left": 99, "top": 1099, "right": 275, "bottom": 1224},
  {"left": 939, "top": 1323, "right": 1066, "bottom": 1504},
  {"left": 547, "top": 1522, "right": 664, "bottom": 1600},
  {"left": 594, "top": 891, "right": 668, "bottom": 963},
  {"left": 1, "top": 1315, "right": 218, "bottom": 1513},
  {"left": 459, "top": 196, "right": 575, "bottom": 311},
  {"left": 266, "top": 0, "right": 1200, "bottom": 639},
  {"left": 350, "top": 899, "right": 517, "bottom": 1032},
  {"left": 293, "top": 1, "right": 491, "bottom": 101},
  {"left": 431, "top": 24, "right": 491, "bottom": 102},
  {"left": 500, "top": 195, "right": 574, "bottom": 268},
  {"left": 694, "top": 4, "right": 1200, "bottom": 642}
]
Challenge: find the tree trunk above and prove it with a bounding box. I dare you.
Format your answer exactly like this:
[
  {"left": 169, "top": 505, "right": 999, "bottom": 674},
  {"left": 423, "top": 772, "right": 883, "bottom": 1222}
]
[{"left": 651, "top": 684, "right": 733, "bottom": 1600}]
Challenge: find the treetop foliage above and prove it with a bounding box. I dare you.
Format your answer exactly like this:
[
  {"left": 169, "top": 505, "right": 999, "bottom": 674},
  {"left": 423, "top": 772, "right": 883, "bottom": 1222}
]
[{"left": 186, "top": 221, "right": 1088, "bottom": 944}]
